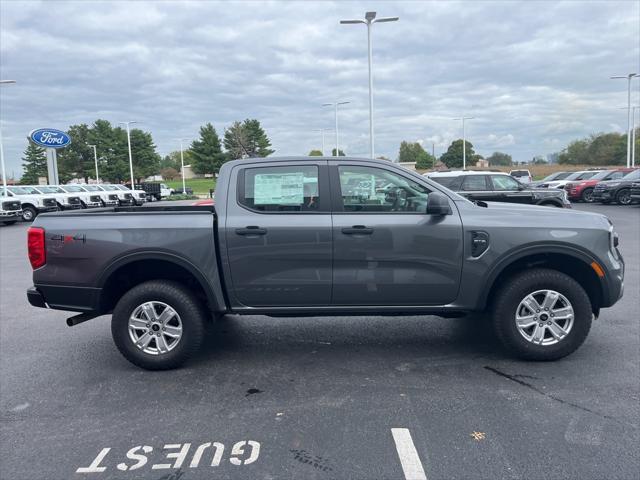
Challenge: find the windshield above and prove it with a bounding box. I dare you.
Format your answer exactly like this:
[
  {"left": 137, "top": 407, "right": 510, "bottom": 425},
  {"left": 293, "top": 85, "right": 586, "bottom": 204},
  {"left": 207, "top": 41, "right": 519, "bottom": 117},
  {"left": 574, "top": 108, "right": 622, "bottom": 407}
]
[
  {"left": 6, "top": 186, "right": 32, "bottom": 195},
  {"left": 34, "top": 186, "right": 64, "bottom": 193},
  {"left": 62, "top": 185, "right": 86, "bottom": 192},
  {"left": 564, "top": 171, "right": 595, "bottom": 181},
  {"left": 82, "top": 185, "right": 102, "bottom": 191},
  {"left": 115, "top": 185, "right": 130, "bottom": 191},
  {"left": 102, "top": 185, "right": 119, "bottom": 191},
  {"left": 622, "top": 169, "right": 640, "bottom": 181}
]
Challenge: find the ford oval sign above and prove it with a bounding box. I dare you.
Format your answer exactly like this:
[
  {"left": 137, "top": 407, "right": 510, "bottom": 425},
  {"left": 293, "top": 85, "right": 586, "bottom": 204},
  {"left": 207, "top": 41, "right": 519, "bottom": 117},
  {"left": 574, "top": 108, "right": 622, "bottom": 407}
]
[{"left": 29, "top": 128, "right": 71, "bottom": 149}]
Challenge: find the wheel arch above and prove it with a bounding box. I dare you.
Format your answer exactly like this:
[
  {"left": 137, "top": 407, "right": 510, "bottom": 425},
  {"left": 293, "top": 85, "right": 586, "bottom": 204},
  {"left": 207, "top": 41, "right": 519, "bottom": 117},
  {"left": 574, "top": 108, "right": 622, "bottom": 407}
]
[
  {"left": 97, "top": 252, "right": 223, "bottom": 315},
  {"left": 481, "top": 246, "right": 605, "bottom": 315}
]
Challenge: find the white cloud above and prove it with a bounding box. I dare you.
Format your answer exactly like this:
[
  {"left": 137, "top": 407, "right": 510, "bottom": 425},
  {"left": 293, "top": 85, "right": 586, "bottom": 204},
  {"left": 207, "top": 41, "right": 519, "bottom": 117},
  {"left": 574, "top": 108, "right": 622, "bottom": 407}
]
[{"left": 0, "top": 0, "right": 638, "bottom": 173}]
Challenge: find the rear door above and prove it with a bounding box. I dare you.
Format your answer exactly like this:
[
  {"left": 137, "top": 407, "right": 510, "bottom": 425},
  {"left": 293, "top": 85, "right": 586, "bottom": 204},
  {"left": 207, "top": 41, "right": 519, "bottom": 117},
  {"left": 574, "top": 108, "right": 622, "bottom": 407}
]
[
  {"left": 459, "top": 175, "right": 496, "bottom": 202},
  {"left": 330, "top": 163, "right": 463, "bottom": 306},
  {"left": 224, "top": 161, "right": 333, "bottom": 307},
  {"left": 490, "top": 175, "right": 534, "bottom": 204}
]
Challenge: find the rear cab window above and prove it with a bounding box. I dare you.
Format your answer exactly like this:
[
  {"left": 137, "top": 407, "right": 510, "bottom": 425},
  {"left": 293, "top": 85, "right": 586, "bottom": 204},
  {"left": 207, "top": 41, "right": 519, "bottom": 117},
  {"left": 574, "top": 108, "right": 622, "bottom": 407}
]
[{"left": 239, "top": 165, "right": 321, "bottom": 212}]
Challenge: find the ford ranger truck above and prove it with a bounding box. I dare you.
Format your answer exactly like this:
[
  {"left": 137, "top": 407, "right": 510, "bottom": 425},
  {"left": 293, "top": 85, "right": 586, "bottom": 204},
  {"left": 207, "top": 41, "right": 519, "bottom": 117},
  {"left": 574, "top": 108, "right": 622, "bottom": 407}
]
[{"left": 26, "top": 157, "right": 624, "bottom": 370}]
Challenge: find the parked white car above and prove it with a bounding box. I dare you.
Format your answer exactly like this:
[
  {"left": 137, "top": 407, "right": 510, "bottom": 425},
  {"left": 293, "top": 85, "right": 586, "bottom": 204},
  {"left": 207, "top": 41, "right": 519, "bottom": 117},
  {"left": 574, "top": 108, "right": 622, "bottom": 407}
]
[
  {"left": 58, "top": 185, "right": 102, "bottom": 208},
  {"left": 509, "top": 169, "right": 532, "bottom": 184},
  {"left": 79, "top": 185, "right": 119, "bottom": 206},
  {"left": 28, "top": 185, "right": 83, "bottom": 210},
  {"left": 2, "top": 186, "right": 58, "bottom": 222},
  {"left": 115, "top": 184, "right": 147, "bottom": 205},
  {"left": 0, "top": 194, "right": 22, "bottom": 225}
]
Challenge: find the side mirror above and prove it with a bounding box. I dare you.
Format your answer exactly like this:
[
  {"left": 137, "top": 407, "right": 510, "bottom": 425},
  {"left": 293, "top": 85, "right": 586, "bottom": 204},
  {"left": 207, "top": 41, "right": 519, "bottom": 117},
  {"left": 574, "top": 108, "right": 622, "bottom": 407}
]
[{"left": 426, "top": 192, "right": 452, "bottom": 215}]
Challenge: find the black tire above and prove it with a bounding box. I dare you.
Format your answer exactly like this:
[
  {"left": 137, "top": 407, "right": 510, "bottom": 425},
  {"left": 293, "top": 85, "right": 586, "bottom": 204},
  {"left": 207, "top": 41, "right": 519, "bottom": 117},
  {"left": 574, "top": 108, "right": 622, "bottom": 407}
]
[
  {"left": 111, "top": 280, "right": 206, "bottom": 370},
  {"left": 21, "top": 206, "right": 37, "bottom": 222},
  {"left": 616, "top": 188, "right": 631, "bottom": 205},
  {"left": 492, "top": 268, "right": 592, "bottom": 361},
  {"left": 581, "top": 188, "right": 594, "bottom": 203}
]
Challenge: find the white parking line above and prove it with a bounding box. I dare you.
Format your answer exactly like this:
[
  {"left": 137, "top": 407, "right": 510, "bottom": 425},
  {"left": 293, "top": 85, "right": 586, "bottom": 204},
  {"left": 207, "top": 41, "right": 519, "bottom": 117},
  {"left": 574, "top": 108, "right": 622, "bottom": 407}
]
[{"left": 391, "top": 428, "right": 427, "bottom": 480}]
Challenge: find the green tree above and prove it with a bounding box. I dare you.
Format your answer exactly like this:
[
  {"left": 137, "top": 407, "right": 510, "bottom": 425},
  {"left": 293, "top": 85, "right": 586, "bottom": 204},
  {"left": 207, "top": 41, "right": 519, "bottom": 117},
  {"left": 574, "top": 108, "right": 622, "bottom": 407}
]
[
  {"left": 587, "top": 132, "right": 626, "bottom": 165},
  {"left": 397, "top": 141, "right": 434, "bottom": 169},
  {"left": 224, "top": 119, "right": 274, "bottom": 159},
  {"left": 331, "top": 148, "right": 346, "bottom": 156},
  {"left": 57, "top": 124, "right": 94, "bottom": 182},
  {"left": 308, "top": 149, "right": 323, "bottom": 156},
  {"left": 160, "top": 151, "right": 185, "bottom": 171},
  {"left": 128, "top": 129, "right": 161, "bottom": 182},
  {"left": 439, "top": 139, "right": 479, "bottom": 168},
  {"left": 20, "top": 142, "right": 47, "bottom": 184},
  {"left": 189, "top": 123, "right": 225, "bottom": 175},
  {"left": 486, "top": 151, "right": 512, "bottom": 166}
]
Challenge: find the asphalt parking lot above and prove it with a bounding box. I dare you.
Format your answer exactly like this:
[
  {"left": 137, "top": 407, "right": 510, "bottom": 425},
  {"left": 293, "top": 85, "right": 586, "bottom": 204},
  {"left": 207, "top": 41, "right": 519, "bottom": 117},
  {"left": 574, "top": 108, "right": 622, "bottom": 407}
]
[{"left": 1, "top": 203, "right": 638, "bottom": 480}]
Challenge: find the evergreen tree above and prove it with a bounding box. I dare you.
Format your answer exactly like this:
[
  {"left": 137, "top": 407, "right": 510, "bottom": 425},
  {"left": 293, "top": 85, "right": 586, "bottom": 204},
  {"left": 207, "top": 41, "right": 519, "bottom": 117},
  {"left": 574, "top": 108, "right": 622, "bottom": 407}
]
[
  {"left": 331, "top": 148, "right": 346, "bottom": 156},
  {"left": 308, "top": 149, "right": 323, "bottom": 156},
  {"left": 224, "top": 119, "right": 274, "bottom": 159},
  {"left": 20, "top": 142, "right": 47, "bottom": 184},
  {"left": 189, "top": 123, "right": 225, "bottom": 174}
]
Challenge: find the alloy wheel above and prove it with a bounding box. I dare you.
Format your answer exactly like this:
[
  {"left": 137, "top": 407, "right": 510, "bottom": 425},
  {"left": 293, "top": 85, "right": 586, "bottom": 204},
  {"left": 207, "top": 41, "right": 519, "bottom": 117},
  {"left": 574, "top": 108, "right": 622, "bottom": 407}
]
[
  {"left": 128, "top": 301, "right": 183, "bottom": 355},
  {"left": 515, "top": 289, "right": 574, "bottom": 346}
]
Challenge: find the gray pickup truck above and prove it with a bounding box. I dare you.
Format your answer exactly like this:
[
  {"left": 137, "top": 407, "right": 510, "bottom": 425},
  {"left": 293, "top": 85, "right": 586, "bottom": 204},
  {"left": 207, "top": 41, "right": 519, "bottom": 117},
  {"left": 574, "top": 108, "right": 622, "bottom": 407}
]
[{"left": 27, "top": 157, "right": 624, "bottom": 370}]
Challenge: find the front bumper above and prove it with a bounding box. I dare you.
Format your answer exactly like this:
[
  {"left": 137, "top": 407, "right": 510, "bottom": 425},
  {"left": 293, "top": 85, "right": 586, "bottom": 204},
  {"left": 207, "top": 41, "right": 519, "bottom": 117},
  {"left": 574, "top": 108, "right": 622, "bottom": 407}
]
[
  {"left": 0, "top": 209, "right": 22, "bottom": 218},
  {"left": 592, "top": 189, "right": 612, "bottom": 201},
  {"left": 37, "top": 206, "right": 59, "bottom": 213}
]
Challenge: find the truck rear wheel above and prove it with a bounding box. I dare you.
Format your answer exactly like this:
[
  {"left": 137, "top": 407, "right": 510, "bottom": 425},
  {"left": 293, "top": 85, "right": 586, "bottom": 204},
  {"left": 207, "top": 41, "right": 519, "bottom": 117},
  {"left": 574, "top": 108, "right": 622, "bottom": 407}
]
[
  {"left": 491, "top": 268, "right": 592, "bottom": 360},
  {"left": 111, "top": 280, "right": 205, "bottom": 370}
]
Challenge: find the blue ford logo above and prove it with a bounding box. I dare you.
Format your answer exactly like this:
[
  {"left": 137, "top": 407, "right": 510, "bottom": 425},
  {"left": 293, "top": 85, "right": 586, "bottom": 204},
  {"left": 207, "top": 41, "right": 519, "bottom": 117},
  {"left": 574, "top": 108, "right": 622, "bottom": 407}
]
[{"left": 29, "top": 128, "right": 71, "bottom": 148}]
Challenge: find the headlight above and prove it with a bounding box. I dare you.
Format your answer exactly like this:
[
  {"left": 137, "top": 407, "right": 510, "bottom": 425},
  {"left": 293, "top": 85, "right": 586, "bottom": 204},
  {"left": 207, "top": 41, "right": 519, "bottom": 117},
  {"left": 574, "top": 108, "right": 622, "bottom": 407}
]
[{"left": 609, "top": 226, "right": 619, "bottom": 259}]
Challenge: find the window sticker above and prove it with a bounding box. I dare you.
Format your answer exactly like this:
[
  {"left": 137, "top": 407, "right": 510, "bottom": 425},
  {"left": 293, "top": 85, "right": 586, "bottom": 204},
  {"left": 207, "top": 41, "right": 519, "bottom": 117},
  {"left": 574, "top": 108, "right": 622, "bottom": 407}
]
[{"left": 254, "top": 172, "right": 305, "bottom": 205}]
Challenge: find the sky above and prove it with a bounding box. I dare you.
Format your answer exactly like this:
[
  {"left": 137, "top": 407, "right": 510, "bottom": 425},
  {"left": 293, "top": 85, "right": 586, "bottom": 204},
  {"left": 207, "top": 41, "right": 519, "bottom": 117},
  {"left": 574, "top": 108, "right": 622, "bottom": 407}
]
[{"left": 1, "top": 0, "right": 639, "bottom": 177}]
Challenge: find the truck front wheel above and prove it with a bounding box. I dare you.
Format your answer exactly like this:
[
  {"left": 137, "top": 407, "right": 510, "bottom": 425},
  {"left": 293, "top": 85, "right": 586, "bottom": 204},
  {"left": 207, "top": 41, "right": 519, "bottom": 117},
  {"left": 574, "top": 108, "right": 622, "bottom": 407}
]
[
  {"left": 491, "top": 268, "right": 592, "bottom": 360},
  {"left": 111, "top": 280, "right": 205, "bottom": 370}
]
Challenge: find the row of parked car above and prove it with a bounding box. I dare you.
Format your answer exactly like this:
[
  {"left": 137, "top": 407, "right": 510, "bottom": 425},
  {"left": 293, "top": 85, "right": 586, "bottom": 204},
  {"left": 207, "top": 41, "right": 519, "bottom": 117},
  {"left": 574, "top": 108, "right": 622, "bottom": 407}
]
[
  {"left": 425, "top": 167, "right": 640, "bottom": 208},
  {"left": 0, "top": 183, "right": 151, "bottom": 224},
  {"left": 531, "top": 167, "right": 640, "bottom": 205}
]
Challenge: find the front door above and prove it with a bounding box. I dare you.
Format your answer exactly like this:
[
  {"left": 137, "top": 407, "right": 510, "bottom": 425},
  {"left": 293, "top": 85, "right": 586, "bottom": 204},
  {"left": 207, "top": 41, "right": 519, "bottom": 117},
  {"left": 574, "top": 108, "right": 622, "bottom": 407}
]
[
  {"left": 225, "top": 161, "right": 333, "bottom": 307},
  {"left": 330, "top": 164, "right": 463, "bottom": 306}
]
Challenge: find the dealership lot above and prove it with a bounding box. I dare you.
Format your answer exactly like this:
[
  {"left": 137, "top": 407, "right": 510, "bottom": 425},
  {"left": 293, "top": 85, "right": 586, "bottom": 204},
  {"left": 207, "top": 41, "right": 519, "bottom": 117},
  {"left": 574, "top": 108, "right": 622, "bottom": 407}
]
[{"left": 1, "top": 204, "right": 638, "bottom": 479}]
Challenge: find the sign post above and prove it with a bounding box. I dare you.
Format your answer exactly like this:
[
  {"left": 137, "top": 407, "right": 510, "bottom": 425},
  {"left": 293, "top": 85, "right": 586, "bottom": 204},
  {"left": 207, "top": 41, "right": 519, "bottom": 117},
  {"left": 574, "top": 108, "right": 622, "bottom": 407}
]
[{"left": 29, "top": 128, "right": 71, "bottom": 185}]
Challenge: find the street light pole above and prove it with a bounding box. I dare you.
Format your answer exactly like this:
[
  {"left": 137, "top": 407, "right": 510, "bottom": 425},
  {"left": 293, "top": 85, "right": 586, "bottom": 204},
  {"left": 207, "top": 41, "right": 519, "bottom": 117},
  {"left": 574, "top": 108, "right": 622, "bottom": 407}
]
[
  {"left": 632, "top": 106, "right": 639, "bottom": 167},
  {"left": 341, "top": 12, "right": 399, "bottom": 160},
  {"left": 0, "top": 80, "right": 16, "bottom": 197},
  {"left": 179, "top": 139, "right": 187, "bottom": 194},
  {"left": 119, "top": 121, "right": 137, "bottom": 187},
  {"left": 313, "top": 128, "right": 334, "bottom": 156},
  {"left": 323, "top": 102, "right": 350, "bottom": 156},
  {"left": 88, "top": 144, "right": 99, "bottom": 183},
  {"left": 611, "top": 73, "right": 639, "bottom": 167},
  {"left": 452, "top": 116, "right": 474, "bottom": 169}
]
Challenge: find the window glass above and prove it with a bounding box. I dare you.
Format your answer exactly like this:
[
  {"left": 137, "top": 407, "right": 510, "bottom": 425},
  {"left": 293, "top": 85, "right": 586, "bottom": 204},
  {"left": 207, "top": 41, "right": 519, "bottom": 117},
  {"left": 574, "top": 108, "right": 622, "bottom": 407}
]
[
  {"left": 338, "top": 166, "right": 430, "bottom": 213},
  {"left": 461, "top": 175, "right": 488, "bottom": 191},
  {"left": 576, "top": 172, "right": 597, "bottom": 180},
  {"left": 63, "top": 185, "right": 85, "bottom": 192},
  {"left": 604, "top": 171, "right": 624, "bottom": 180},
  {"left": 430, "top": 176, "right": 461, "bottom": 190},
  {"left": 622, "top": 169, "right": 640, "bottom": 180},
  {"left": 492, "top": 175, "right": 520, "bottom": 191},
  {"left": 83, "top": 185, "right": 101, "bottom": 191},
  {"left": 241, "top": 165, "right": 319, "bottom": 212}
]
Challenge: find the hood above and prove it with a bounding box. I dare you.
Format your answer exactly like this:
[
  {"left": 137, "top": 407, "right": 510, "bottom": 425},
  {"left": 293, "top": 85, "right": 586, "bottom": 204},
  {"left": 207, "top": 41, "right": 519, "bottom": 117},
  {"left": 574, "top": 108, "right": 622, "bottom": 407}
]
[{"left": 473, "top": 201, "right": 610, "bottom": 228}]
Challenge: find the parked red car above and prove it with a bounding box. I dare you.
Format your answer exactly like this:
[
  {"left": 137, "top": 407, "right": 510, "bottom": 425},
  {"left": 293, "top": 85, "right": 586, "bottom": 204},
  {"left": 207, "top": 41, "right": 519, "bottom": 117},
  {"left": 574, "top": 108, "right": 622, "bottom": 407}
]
[{"left": 565, "top": 168, "right": 637, "bottom": 202}]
